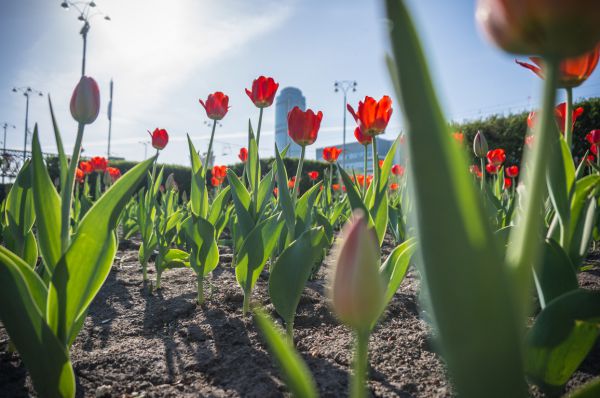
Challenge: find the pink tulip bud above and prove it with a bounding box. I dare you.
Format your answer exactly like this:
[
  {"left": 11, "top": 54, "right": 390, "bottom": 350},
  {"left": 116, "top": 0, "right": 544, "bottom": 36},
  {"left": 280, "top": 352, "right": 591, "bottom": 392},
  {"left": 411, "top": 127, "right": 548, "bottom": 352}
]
[
  {"left": 329, "top": 210, "right": 384, "bottom": 330},
  {"left": 70, "top": 76, "right": 100, "bottom": 125}
]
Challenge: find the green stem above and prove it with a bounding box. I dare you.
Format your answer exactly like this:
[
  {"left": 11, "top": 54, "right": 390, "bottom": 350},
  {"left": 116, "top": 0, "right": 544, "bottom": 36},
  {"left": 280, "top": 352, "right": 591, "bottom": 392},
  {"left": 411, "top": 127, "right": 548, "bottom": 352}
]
[
  {"left": 252, "top": 109, "right": 264, "bottom": 215},
  {"left": 564, "top": 87, "right": 573, "bottom": 149},
  {"left": 60, "top": 123, "right": 85, "bottom": 253},
  {"left": 242, "top": 292, "right": 249, "bottom": 316},
  {"left": 142, "top": 258, "right": 148, "bottom": 281},
  {"left": 351, "top": 329, "right": 370, "bottom": 398},
  {"left": 286, "top": 320, "right": 294, "bottom": 343},
  {"left": 197, "top": 274, "right": 204, "bottom": 305},
  {"left": 256, "top": 107, "right": 264, "bottom": 148},
  {"left": 372, "top": 137, "right": 379, "bottom": 189},
  {"left": 507, "top": 57, "right": 559, "bottom": 319},
  {"left": 363, "top": 144, "right": 368, "bottom": 198},
  {"left": 204, "top": 120, "right": 217, "bottom": 178},
  {"left": 480, "top": 157, "right": 486, "bottom": 191},
  {"left": 293, "top": 146, "right": 306, "bottom": 203},
  {"left": 156, "top": 269, "right": 162, "bottom": 290}
]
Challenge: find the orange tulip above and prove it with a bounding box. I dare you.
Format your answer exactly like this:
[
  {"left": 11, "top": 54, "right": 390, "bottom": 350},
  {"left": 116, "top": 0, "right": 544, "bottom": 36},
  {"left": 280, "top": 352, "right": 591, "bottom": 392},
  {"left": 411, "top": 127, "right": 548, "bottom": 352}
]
[{"left": 347, "top": 96, "right": 393, "bottom": 136}]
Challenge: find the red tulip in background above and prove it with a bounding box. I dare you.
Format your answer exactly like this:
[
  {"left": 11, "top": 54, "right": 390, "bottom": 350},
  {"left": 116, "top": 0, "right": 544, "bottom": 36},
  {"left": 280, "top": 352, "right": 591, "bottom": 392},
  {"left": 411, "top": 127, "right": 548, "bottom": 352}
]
[
  {"left": 505, "top": 165, "right": 519, "bottom": 178},
  {"left": 90, "top": 156, "right": 108, "bottom": 172},
  {"left": 287, "top": 176, "right": 296, "bottom": 189},
  {"left": 591, "top": 144, "right": 598, "bottom": 156},
  {"left": 332, "top": 184, "right": 340, "bottom": 192},
  {"left": 238, "top": 147, "right": 248, "bottom": 163},
  {"left": 79, "top": 161, "right": 93, "bottom": 174},
  {"left": 503, "top": 177, "right": 512, "bottom": 190},
  {"left": 149, "top": 128, "right": 169, "bottom": 150},
  {"left": 287, "top": 107, "right": 323, "bottom": 146},
  {"left": 212, "top": 165, "right": 227, "bottom": 181},
  {"left": 528, "top": 103, "right": 584, "bottom": 133},
  {"left": 453, "top": 132, "right": 464, "bottom": 144},
  {"left": 308, "top": 171, "right": 319, "bottom": 181},
  {"left": 323, "top": 147, "right": 343, "bottom": 163},
  {"left": 391, "top": 164, "right": 405, "bottom": 177},
  {"left": 75, "top": 168, "right": 85, "bottom": 184},
  {"left": 70, "top": 76, "right": 100, "bottom": 125},
  {"left": 347, "top": 96, "right": 393, "bottom": 136},
  {"left": 354, "top": 127, "right": 373, "bottom": 146},
  {"left": 199, "top": 92, "right": 230, "bottom": 120},
  {"left": 273, "top": 187, "right": 278, "bottom": 197},
  {"left": 515, "top": 45, "right": 600, "bottom": 88},
  {"left": 586, "top": 130, "right": 600, "bottom": 145},
  {"left": 390, "top": 183, "right": 399, "bottom": 191},
  {"left": 587, "top": 154, "right": 596, "bottom": 164},
  {"left": 470, "top": 165, "right": 483, "bottom": 178},
  {"left": 486, "top": 164, "right": 500, "bottom": 174},
  {"left": 107, "top": 167, "right": 121, "bottom": 183},
  {"left": 245, "top": 76, "right": 279, "bottom": 108},
  {"left": 211, "top": 177, "right": 222, "bottom": 187},
  {"left": 486, "top": 148, "right": 506, "bottom": 166}
]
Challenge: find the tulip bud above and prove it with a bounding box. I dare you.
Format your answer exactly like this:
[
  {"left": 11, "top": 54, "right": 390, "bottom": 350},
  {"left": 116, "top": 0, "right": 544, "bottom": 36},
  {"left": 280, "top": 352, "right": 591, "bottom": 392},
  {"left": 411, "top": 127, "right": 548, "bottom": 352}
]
[
  {"left": 329, "top": 210, "right": 384, "bottom": 330},
  {"left": 473, "top": 130, "right": 488, "bottom": 158},
  {"left": 70, "top": 76, "right": 100, "bottom": 125},
  {"left": 165, "top": 173, "right": 178, "bottom": 191}
]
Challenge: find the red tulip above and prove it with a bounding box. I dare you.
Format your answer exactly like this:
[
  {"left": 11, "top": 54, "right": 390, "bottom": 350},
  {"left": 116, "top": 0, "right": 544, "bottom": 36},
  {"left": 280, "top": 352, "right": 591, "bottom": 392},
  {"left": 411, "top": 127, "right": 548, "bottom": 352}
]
[
  {"left": 287, "top": 176, "right": 296, "bottom": 189},
  {"left": 149, "top": 128, "right": 169, "bottom": 150},
  {"left": 70, "top": 76, "right": 100, "bottom": 125},
  {"left": 332, "top": 184, "right": 340, "bottom": 192},
  {"left": 505, "top": 165, "right": 519, "bottom": 178},
  {"left": 586, "top": 130, "right": 600, "bottom": 145},
  {"left": 199, "top": 92, "right": 229, "bottom": 120},
  {"left": 347, "top": 96, "right": 393, "bottom": 136},
  {"left": 238, "top": 147, "right": 248, "bottom": 163},
  {"left": 355, "top": 174, "right": 365, "bottom": 187},
  {"left": 354, "top": 127, "right": 372, "bottom": 146},
  {"left": 79, "top": 161, "right": 93, "bottom": 175},
  {"left": 503, "top": 177, "right": 512, "bottom": 190},
  {"left": 453, "top": 132, "right": 464, "bottom": 144},
  {"left": 273, "top": 187, "right": 279, "bottom": 197},
  {"left": 390, "top": 183, "right": 399, "bottom": 191},
  {"left": 287, "top": 107, "right": 322, "bottom": 147},
  {"left": 212, "top": 165, "right": 227, "bottom": 180},
  {"left": 391, "top": 164, "right": 405, "bottom": 177},
  {"left": 245, "top": 76, "right": 279, "bottom": 108},
  {"left": 476, "top": 0, "right": 600, "bottom": 57},
  {"left": 591, "top": 143, "right": 598, "bottom": 155},
  {"left": 211, "top": 177, "right": 222, "bottom": 187},
  {"left": 106, "top": 167, "right": 121, "bottom": 182},
  {"left": 516, "top": 45, "right": 600, "bottom": 88},
  {"left": 323, "top": 146, "right": 343, "bottom": 163},
  {"left": 90, "top": 156, "right": 108, "bottom": 172},
  {"left": 470, "top": 165, "right": 483, "bottom": 178},
  {"left": 75, "top": 168, "right": 85, "bottom": 184},
  {"left": 486, "top": 163, "right": 500, "bottom": 174},
  {"left": 308, "top": 171, "right": 319, "bottom": 181},
  {"left": 587, "top": 154, "right": 596, "bottom": 164},
  {"left": 486, "top": 149, "right": 506, "bottom": 166}
]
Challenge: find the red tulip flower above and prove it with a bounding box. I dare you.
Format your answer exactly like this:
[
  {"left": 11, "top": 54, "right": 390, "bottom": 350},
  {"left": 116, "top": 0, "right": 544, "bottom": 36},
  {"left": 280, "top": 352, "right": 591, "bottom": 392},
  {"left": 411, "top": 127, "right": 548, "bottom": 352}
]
[
  {"left": 486, "top": 149, "right": 506, "bottom": 166},
  {"left": 273, "top": 187, "right": 279, "bottom": 197},
  {"left": 391, "top": 164, "right": 405, "bottom": 177},
  {"left": 586, "top": 130, "right": 600, "bottom": 145},
  {"left": 390, "top": 183, "right": 399, "bottom": 191},
  {"left": 238, "top": 147, "right": 248, "bottom": 163},
  {"left": 470, "top": 165, "right": 483, "bottom": 178},
  {"left": 90, "top": 156, "right": 108, "bottom": 172},
  {"left": 199, "top": 92, "right": 229, "bottom": 120},
  {"left": 79, "top": 161, "right": 93, "bottom": 175},
  {"left": 287, "top": 176, "right": 296, "bottom": 189},
  {"left": 503, "top": 177, "right": 512, "bottom": 190},
  {"left": 212, "top": 165, "right": 227, "bottom": 181},
  {"left": 354, "top": 127, "right": 372, "bottom": 146},
  {"left": 591, "top": 143, "right": 598, "bottom": 155},
  {"left": 149, "top": 128, "right": 169, "bottom": 150},
  {"left": 245, "top": 76, "right": 279, "bottom": 108},
  {"left": 211, "top": 177, "right": 222, "bottom": 187},
  {"left": 308, "top": 171, "right": 319, "bottom": 181},
  {"left": 323, "top": 146, "right": 343, "bottom": 163},
  {"left": 106, "top": 167, "right": 121, "bottom": 183},
  {"left": 70, "top": 76, "right": 100, "bottom": 125},
  {"left": 486, "top": 163, "right": 500, "bottom": 174},
  {"left": 453, "top": 132, "right": 464, "bottom": 144},
  {"left": 555, "top": 103, "right": 584, "bottom": 133},
  {"left": 505, "top": 165, "right": 519, "bottom": 178},
  {"left": 332, "top": 184, "right": 340, "bottom": 192},
  {"left": 516, "top": 45, "right": 600, "bottom": 88},
  {"left": 75, "top": 168, "right": 85, "bottom": 184},
  {"left": 587, "top": 154, "right": 596, "bottom": 164},
  {"left": 287, "top": 107, "right": 323, "bottom": 147},
  {"left": 347, "top": 96, "right": 393, "bottom": 136}
]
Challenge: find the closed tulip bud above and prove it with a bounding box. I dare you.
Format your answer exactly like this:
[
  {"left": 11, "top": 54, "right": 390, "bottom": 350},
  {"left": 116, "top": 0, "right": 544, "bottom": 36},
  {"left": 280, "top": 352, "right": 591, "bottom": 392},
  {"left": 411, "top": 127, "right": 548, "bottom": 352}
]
[
  {"left": 329, "top": 210, "right": 384, "bottom": 331},
  {"left": 70, "top": 76, "right": 100, "bottom": 124},
  {"left": 165, "top": 173, "right": 178, "bottom": 191},
  {"left": 473, "top": 130, "right": 488, "bottom": 158}
]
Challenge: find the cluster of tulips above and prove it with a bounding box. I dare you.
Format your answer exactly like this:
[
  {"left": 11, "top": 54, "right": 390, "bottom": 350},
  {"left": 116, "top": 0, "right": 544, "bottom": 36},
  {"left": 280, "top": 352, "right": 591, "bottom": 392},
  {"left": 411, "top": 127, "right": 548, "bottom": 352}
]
[{"left": 1, "top": 0, "right": 600, "bottom": 398}]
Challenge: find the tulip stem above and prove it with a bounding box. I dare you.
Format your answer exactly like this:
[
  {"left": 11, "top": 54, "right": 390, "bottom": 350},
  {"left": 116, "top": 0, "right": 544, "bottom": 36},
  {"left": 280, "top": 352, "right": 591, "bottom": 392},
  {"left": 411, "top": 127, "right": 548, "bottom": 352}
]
[
  {"left": 256, "top": 107, "right": 264, "bottom": 148},
  {"left": 480, "top": 158, "right": 486, "bottom": 191},
  {"left": 293, "top": 146, "right": 306, "bottom": 203},
  {"left": 363, "top": 144, "right": 368, "bottom": 198},
  {"left": 204, "top": 120, "right": 217, "bottom": 178},
  {"left": 351, "top": 329, "right": 370, "bottom": 398},
  {"left": 372, "top": 138, "right": 379, "bottom": 189},
  {"left": 507, "top": 57, "right": 559, "bottom": 320},
  {"left": 565, "top": 87, "right": 573, "bottom": 150},
  {"left": 60, "top": 123, "right": 85, "bottom": 253},
  {"left": 252, "top": 108, "right": 264, "bottom": 215}
]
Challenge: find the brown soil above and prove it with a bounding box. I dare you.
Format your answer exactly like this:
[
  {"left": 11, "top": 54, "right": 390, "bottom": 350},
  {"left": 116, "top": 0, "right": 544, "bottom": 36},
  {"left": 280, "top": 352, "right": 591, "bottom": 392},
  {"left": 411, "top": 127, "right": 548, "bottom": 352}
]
[{"left": 1, "top": 239, "right": 599, "bottom": 398}]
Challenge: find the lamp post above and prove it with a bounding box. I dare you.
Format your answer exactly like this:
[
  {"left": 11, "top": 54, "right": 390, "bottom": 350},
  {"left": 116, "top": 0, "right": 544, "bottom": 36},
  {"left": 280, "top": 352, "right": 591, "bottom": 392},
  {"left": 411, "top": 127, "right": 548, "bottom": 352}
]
[
  {"left": 12, "top": 87, "right": 43, "bottom": 159},
  {"left": 107, "top": 79, "right": 113, "bottom": 158},
  {"left": 1, "top": 123, "right": 16, "bottom": 185},
  {"left": 59, "top": 1, "right": 111, "bottom": 76},
  {"left": 139, "top": 141, "right": 148, "bottom": 160},
  {"left": 334, "top": 80, "right": 357, "bottom": 168}
]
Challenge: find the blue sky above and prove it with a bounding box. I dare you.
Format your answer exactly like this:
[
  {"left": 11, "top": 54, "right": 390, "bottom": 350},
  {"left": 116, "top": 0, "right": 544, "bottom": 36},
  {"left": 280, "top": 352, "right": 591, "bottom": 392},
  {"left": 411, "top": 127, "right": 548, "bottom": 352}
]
[{"left": 1, "top": 0, "right": 599, "bottom": 166}]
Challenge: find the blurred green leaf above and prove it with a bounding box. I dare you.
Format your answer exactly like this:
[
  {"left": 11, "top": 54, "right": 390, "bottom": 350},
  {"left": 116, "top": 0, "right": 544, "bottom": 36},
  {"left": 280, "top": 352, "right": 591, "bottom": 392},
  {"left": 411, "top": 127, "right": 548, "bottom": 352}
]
[{"left": 534, "top": 239, "right": 578, "bottom": 308}]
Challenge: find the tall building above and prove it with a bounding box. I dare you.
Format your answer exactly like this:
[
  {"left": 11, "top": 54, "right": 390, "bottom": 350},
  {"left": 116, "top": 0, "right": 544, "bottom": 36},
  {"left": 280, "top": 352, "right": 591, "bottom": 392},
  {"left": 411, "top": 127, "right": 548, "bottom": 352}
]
[
  {"left": 275, "top": 87, "right": 306, "bottom": 158},
  {"left": 316, "top": 137, "right": 401, "bottom": 174}
]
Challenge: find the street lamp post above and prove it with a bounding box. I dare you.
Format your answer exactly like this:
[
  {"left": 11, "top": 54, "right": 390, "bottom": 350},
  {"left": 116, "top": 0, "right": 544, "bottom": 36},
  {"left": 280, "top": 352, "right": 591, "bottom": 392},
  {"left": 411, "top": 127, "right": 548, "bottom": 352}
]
[
  {"left": 139, "top": 141, "right": 148, "bottom": 160},
  {"left": 60, "top": 1, "right": 111, "bottom": 76},
  {"left": 107, "top": 79, "right": 113, "bottom": 158},
  {"left": 334, "top": 80, "right": 357, "bottom": 169},
  {"left": 1, "top": 122, "right": 16, "bottom": 185},
  {"left": 12, "top": 87, "right": 43, "bottom": 159}
]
